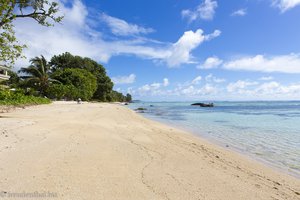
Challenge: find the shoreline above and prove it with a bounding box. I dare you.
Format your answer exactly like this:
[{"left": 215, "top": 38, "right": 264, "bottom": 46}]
[
  {"left": 134, "top": 111, "right": 300, "bottom": 179},
  {"left": 0, "top": 102, "right": 300, "bottom": 199}
]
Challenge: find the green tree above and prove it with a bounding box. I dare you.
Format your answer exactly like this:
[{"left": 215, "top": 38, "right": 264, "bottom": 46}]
[
  {"left": 6, "top": 70, "right": 20, "bottom": 88},
  {"left": 0, "top": 0, "right": 63, "bottom": 66},
  {"left": 107, "top": 90, "right": 124, "bottom": 102},
  {"left": 50, "top": 68, "right": 97, "bottom": 101},
  {"left": 19, "top": 55, "right": 57, "bottom": 95},
  {"left": 106, "top": 91, "right": 133, "bottom": 102},
  {"left": 125, "top": 93, "right": 132, "bottom": 102},
  {"left": 50, "top": 52, "right": 113, "bottom": 101},
  {"left": 46, "top": 84, "right": 79, "bottom": 100},
  {"left": 95, "top": 75, "right": 114, "bottom": 101}
]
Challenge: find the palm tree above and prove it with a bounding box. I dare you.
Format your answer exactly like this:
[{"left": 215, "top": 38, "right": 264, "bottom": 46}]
[{"left": 19, "top": 55, "right": 57, "bottom": 96}]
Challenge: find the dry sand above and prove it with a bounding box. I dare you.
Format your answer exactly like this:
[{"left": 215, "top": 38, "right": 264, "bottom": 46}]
[{"left": 0, "top": 101, "right": 299, "bottom": 200}]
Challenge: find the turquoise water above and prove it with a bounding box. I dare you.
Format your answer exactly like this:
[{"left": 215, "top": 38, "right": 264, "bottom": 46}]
[{"left": 128, "top": 101, "right": 300, "bottom": 177}]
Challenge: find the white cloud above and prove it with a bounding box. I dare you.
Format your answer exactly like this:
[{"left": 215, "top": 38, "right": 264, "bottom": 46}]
[
  {"left": 257, "top": 82, "right": 300, "bottom": 97},
  {"left": 100, "top": 13, "right": 154, "bottom": 36},
  {"left": 225, "top": 81, "right": 300, "bottom": 99},
  {"left": 272, "top": 0, "right": 300, "bottom": 12},
  {"left": 163, "top": 78, "right": 169, "bottom": 86},
  {"left": 227, "top": 80, "right": 258, "bottom": 93},
  {"left": 181, "top": 84, "right": 217, "bottom": 96},
  {"left": 205, "top": 74, "right": 226, "bottom": 83},
  {"left": 130, "top": 75, "right": 300, "bottom": 100},
  {"left": 231, "top": 8, "right": 247, "bottom": 16},
  {"left": 165, "top": 29, "right": 221, "bottom": 67},
  {"left": 112, "top": 74, "right": 136, "bottom": 84},
  {"left": 200, "top": 84, "right": 218, "bottom": 95},
  {"left": 150, "top": 83, "right": 161, "bottom": 89},
  {"left": 223, "top": 54, "right": 300, "bottom": 73},
  {"left": 255, "top": 81, "right": 281, "bottom": 94},
  {"left": 197, "top": 56, "right": 223, "bottom": 69},
  {"left": 181, "top": 85, "right": 196, "bottom": 95},
  {"left": 62, "top": 0, "right": 88, "bottom": 27},
  {"left": 138, "top": 84, "right": 154, "bottom": 92},
  {"left": 182, "top": 0, "right": 218, "bottom": 22},
  {"left": 138, "top": 85, "right": 151, "bottom": 92},
  {"left": 14, "top": 0, "right": 112, "bottom": 65},
  {"left": 260, "top": 76, "right": 274, "bottom": 81},
  {"left": 192, "top": 76, "right": 202, "bottom": 85},
  {"left": 134, "top": 76, "right": 219, "bottom": 97},
  {"left": 164, "top": 74, "right": 223, "bottom": 97},
  {"left": 12, "top": 0, "right": 219, "bottom": 69},
  {"left": 137, "top": 82, "right": 161, "bottom": 96},
  {"left": 137, "top": 78, "right": 170, "bottom": 95}
]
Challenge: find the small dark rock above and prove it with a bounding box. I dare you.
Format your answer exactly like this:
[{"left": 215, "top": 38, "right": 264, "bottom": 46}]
[
  {"left": 191, "top": 103, "right": 214, "bottom": 107},
  {"left": 135, "top": 107, "right": 147, "bottom": 111}
]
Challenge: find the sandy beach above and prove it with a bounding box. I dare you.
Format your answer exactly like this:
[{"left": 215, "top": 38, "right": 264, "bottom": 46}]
[{"left": 0, "top": 102, "right": 299, "bottom": 200}]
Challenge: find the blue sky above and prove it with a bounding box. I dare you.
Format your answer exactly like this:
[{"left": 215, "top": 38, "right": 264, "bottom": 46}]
[{"left": 14, "top": 0, "right": 300, "bottom": 100}]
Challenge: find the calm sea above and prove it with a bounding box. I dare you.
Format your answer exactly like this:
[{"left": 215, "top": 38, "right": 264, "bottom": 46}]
[{"left": 128, "top": 101, "right": 300, "bottom": 178}]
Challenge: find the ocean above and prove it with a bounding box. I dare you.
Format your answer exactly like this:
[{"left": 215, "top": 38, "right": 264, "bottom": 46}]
[{"left": 128, "top": 101, "right": 300, "bottom": 178}]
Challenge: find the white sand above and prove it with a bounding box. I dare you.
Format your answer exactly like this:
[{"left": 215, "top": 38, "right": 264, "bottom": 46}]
[{"left": 0, "top": 102, "right": 299, "bottom": 200}]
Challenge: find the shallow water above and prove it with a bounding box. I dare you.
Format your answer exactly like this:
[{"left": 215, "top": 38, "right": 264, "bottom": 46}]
[{"left": 128, "top": 101, "right": 300, "bottom": 177}]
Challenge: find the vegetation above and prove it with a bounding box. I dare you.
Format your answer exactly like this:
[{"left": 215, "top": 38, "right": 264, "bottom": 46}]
[
  {"left": 50, "top": 52, "right": 114, "bottom": 101},
  {"left": 3, "top": 52, "right": 132, "bottom": 103},
  {"left": 0, "top": 0, "right": 63, "bottom": 66},
  {"left": 6, "top": 71, "right": 20, "bottom": 88},
  {"left": 19, "top": 56, "right": 58, "bottom": 96},
  {"left": 107, "top": 91, "right": 132, "bottom": 102},
  {"left": 125, "top": 93, "right": 132, "bottom": 102},
  {"left": 50, "top": 68, "right": 97, "bottom": 101},
  {"left": 0, "top": 2, "right": 132, "bottom": 105},
  {"left": 0, "top": 89, "right": 51, "bottom": 106},
  {"left": 107, "top": 91, "right": 126, "bottom": 102},
  {"left": 46, "top": 84, "right": 74, "bottom": 101}
]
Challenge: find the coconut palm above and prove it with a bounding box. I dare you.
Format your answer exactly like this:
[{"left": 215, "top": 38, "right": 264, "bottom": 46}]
[{"left": 19, "top": 55, "right": 58, "bottom": 96}]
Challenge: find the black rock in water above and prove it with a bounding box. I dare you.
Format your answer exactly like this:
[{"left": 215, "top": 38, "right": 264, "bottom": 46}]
[{"left": 191, "top": 103, "right": 214, "bottom": 107}]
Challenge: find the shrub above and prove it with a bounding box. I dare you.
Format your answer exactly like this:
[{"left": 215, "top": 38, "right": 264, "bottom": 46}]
[{"left": 0, "top": 89, "right": 51, "bottom": 106}]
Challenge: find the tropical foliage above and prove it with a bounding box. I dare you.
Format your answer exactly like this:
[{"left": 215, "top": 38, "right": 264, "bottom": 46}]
[
  {"left": 0, "top": 0, "right": 63, "bottom": 66},
  {"left": 50, "top": 68, "right": 97, "bottom": 101},
  {"left": 107, "top": 91, "right": 132, "bottom": 102},
  {"left": 50, "top": 52, "right": 114, "bottom": 101},
  {"left": 5, "top": 52, "right": 132, "bottom": 102},
  {"left": 19, "top": 56, "right": 58, "bottom": 96},
  {"left": 0, "top": 89, "right": 50, "bottom": 106}
]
